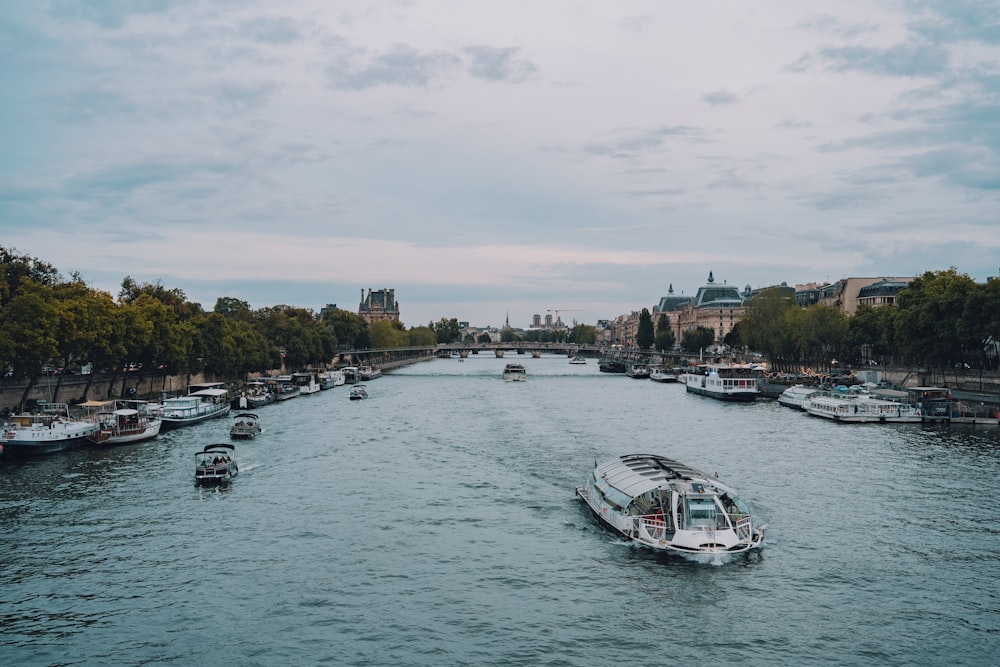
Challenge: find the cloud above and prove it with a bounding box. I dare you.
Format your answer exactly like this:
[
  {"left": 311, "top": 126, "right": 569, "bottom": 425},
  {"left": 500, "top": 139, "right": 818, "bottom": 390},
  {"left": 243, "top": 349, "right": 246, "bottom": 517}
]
[
  {"left": 325, "top": 43, "right": 462, "bottom": 90},
  {"left": 702, "top": 90, "right": 740, "bottom": 105},
  {"left": 463, "top": 46, "right": 538, "bottom": 82}
]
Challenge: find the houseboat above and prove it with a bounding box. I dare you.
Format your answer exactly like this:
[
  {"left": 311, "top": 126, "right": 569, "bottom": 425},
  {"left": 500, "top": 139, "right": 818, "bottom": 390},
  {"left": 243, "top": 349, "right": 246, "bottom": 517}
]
[
  {"left": 684, "top": 365, "right": 759, "bottom": 402},
  {"left": 160, "top": 382, "right": 231, "bottom": 430}
]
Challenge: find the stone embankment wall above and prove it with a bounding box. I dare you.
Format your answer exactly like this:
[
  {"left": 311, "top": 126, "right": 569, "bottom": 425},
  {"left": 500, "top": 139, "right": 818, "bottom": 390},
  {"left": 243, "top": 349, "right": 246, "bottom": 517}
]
[
  {"left": 0, "top": 372, "right": 218, "bottom": 413},
  {"left": 880, "top": 367, "right": 1000, "bottom": 396}
]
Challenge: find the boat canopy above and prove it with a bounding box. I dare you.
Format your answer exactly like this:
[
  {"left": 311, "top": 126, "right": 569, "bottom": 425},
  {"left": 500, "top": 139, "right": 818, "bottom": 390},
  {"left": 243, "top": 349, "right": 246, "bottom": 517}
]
[
  {"left": 189, "top": 388, "right": 229, "bottom": 397},
  {"left": 594, "top": 454, "right": 713, "bottom": 500},
  {"left": 113, "top": 409, "right": 139, "bottom": 417}
]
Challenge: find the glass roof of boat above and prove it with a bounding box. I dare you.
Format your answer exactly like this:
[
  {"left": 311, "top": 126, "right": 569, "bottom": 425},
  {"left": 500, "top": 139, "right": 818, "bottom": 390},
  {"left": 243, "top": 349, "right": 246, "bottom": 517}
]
[{"left": 595, "top": 454, "right": 713, "bottom": 498}]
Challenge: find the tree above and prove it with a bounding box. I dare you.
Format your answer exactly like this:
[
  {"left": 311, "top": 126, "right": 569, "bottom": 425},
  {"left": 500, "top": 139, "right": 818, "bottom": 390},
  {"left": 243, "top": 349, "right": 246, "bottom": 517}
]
[
  {"left": 431, "top": 318, "right": 462, "bottom": 344},
  {"left": 369, "top": 319, "right": 408, "bottom": 348},
  {"left": 322, "top": 308, "right": 365, "bottom": 351},
  {"left": 636, "top": 308, "right": 654, "bottom": 350},
  {"left": 408, "top": 326, "right": 437, "bottom": 346},
  {"left": 500, "top": 328, "right": 520, "bottom": 343},
  {"left": 654, "top": 314, "right": 675, "bottom": 351},
  {"left": 895, "top": 268, "right": 978, "bottom": 366},
  {"left": 740, "top": 287, "right": 797, "bottom": 371},
  {"left": 569, "top": 323, "right": 598, "bottom": 344},
  {"left": 681, "top": 326, "right": 715, "bottom": 353}
]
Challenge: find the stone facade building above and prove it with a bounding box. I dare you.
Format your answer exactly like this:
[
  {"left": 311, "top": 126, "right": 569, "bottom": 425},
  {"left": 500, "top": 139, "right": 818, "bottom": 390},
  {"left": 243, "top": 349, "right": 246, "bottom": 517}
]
[{"left": 358, "top": 288, "right": 400, "bottom": 323}]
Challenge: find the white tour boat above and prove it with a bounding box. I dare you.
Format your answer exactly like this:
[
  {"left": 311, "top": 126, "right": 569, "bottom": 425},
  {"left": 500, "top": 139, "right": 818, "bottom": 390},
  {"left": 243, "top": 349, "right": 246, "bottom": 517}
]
[
  {"left": 684, "top": 365, "right": 758, "bottom": 402},
  {"left": 194, "top": 443, "right": 238, "bottom": 485},
  {"left": 87, "top": 399, "right": 162, "bottom": 445},
  {"left": 502, "top": 363, "right": 527, "bottom": 382},
  {"left": 777, "top": 384, "right": 820, "bottom": 410},
  {"left": 805, "top": 391, "right": 922, "bottom": 423},
  {"left": 577, "top": 453, "right": 764, "bottom": 557},
  {"left": 160, "top": 382, "right": 231, "bottom": 430},
  {"left": 1, "top": 403, "right": 99, "bottom": 455}
]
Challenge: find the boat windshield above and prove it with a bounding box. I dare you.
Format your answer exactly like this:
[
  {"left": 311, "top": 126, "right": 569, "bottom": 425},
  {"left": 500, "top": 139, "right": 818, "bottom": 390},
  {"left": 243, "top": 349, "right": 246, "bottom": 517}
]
[{"left": 687, "top": 497, "right": 717, "bottom": 526}]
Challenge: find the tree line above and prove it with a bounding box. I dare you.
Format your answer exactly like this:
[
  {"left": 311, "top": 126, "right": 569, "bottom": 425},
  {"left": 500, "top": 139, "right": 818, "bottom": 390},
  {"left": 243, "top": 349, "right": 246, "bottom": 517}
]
[
  {"left": 0, "top": 247, "right": 472, "bottom": 404},
  {"left": 736, "top": 268, "right": 1000, "bottom": 372}
]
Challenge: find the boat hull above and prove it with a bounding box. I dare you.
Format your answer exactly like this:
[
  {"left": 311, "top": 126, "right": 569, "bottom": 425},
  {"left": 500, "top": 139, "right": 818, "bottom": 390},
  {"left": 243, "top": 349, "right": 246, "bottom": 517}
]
[
  {"left": 160, "top": 407, "right": 230, "bottom": 430},
  {"left": 0, "top": 433, "right": 93, "bottom": 456},
  {"left": 685, "top": 384, "right": 757, "bottom": 402},
  {"left": 90, "top": 422, "right": 162, "bottom": 446}
]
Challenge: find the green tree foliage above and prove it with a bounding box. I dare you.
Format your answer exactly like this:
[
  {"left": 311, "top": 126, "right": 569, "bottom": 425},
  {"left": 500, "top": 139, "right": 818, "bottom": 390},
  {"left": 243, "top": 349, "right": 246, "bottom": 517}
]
[
  {"left": 681, "top": 326, "right": 715, "bottom": 353},
  {"left": 894, "top": 269, "right": 978, "bottom": 367},
  {"left": 636, "top": 308, "right": 654, "bottom": 350},
  {"left": 369, "top": 319, "right": 409, "bottom": 348},
  {"left": 322, "top": 308, "right": 364, "bottom": 350},
  {"left": 500, "top": 328, "right": 520, "bottom": 342},
  {"left": 431, "top": 317, "right": 462, "bottom": 344},
  {"left": 654, "top": 314, "right": 675, "bottom": 351},
  {"left": 354, "top": 327, "right": 372, "bottom": 349},
  {"left": 214, "top": 297, "right": 254, "bottom": 321},
  {"left": 569, "top": 323, "right": 598, "bottom": 344},
  {"left": 408, "top": 326, "right": 437, "bottom": 346},
  {"left": 740, "top": 287, "right": 798, "bottom": 371}
]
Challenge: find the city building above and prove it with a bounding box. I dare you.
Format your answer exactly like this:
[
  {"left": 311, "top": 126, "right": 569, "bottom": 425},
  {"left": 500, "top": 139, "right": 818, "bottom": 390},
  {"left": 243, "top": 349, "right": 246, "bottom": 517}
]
[
  {"left": 674, "top": 272, "right": 751, "bottom": 344},
  {"left": 358, "top": 288, "right": 400, "bottom": 323}
]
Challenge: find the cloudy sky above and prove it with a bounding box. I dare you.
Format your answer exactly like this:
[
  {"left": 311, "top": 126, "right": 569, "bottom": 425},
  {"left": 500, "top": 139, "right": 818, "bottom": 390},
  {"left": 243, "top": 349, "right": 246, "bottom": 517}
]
[{"left": 2, "top": 1, "right": 997, "bottom": 328}]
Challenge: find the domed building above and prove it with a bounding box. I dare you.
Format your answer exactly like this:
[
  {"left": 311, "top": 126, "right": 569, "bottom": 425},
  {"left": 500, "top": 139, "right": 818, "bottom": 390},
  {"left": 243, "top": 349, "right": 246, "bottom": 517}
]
[{"left": 675, "top": 271, "right": 752, "bottom": 345}]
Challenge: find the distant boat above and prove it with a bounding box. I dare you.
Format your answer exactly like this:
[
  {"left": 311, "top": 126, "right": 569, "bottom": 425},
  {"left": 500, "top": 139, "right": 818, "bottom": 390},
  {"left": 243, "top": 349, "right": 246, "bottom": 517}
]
[
  {"left": 292, "top": 371, "right": 321, "bottom": 395},
  {"left": 194, "top": 444, "right": 238, "bottom": 485},
  {"left": 87, "top": 399, "right": 162, "bottom": 445},
  {"left": 569, "top": 356, "right": 587, "bottom": 365},
  {"left": 1, "top": 403, "right": 99, "bottom": 455},
  {"left": 805, "top": 390, "right": 922, "bottom": 423},
  {"left": 229, "top": 412, "right": 262, "bottom": 439},
  {"left": 349, "top": 385, "right": 369, "bottom": 400},
  {"left": 359, "top": 365, "right": 382, "bottom": 381},
  {"left": 684, "top": 366, "right": 758, "bottom": 402},
  {"left": 160, "top": 382, "right": 231, "bottom": 429},
  {"left": 777, "top": 384, "right": 819, "bottom": 410},
  {"left": 502, "top": 363, "right": 526, "bottom": 382},
  {"left": 626, "top": 363, "right": 650, "bottom": 379},
  {"left": 649, "top": 367, "right": 680, "bottom": 383}
]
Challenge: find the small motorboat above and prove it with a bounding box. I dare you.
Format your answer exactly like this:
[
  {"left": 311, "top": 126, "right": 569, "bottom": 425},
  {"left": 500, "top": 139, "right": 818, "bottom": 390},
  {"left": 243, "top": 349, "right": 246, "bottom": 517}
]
[
  {"left": 229, "top": 412, "right": 262, "bottom": 439},
  {"left": 349, "top": 385, "right": 369, "bottom": 400},
  {"left": 569, "top": 356, "right": 587, "bottom": 365},
  {"left": 502, "top": 363, "right": 526, "bottom": 381},
  {"left": 576, "top": 453, "right": 765, "bottom": 558},
  {"left": 195, "top": 444, "right": 238, "bottom": 485}
]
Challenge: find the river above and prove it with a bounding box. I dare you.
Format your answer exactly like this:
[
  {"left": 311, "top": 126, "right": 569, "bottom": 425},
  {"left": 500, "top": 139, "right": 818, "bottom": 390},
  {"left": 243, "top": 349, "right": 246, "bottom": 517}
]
[{"left": 2, "top": 355, "right": 998, "bottom": 666}]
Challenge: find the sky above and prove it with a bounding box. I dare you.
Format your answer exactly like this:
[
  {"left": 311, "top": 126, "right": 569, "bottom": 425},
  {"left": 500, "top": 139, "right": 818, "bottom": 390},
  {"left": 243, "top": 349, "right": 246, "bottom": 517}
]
[{"left": 2, "top": 1, "right": 998, "bottom": 329}]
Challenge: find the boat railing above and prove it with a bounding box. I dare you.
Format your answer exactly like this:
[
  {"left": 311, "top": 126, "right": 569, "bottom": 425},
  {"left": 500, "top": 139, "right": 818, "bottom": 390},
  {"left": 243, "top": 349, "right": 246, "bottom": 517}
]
[
  {"left": 636, "top": 515, "right": 671, "bottom": 542},
  {"left": 732, "top": 515, "right": 753, "bottom": 541}
]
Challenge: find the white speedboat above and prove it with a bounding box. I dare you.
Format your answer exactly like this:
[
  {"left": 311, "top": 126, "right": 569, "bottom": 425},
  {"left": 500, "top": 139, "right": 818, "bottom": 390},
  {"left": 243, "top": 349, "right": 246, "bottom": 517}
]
[
  {"left": 777, "top": 384, "right": 819, "bottom": 410},
  {"left": 160, "top": 382, "right": 231, "bottom": 429},
  {"left": 569, "top": 356, "right": 587, "bottom": 365},
  {"left": 87, "top": 399, "right": 162, "bottom": 445},
  {"left": 502, "top": 363, "right": 526, "bottom": 381},
  {"left": 1, "top": 403, "right": 99, "bottom": 455},
  {"left": 576, "top": 454, "right": 765, "bottom": 557},
  {"left": 805, "top": 391, "right": 922, "bottom": 423},
  {"left": 229, "top": 412, "right": 262, "bottom": 439},
  {"left": 684, "top": 365, "right": 758, "bottom": 402},
  {"left": 649, "top": 367, "right": 680, "bottom": 383},
  {"left": 194, "top": 444, "right": 238, "bottom": 485},
  {"left": 349, "top": 385, "right": 369, "bottom": 400},
  {"left": 342, "top": 367, "right": 359, "bottom": 384}
]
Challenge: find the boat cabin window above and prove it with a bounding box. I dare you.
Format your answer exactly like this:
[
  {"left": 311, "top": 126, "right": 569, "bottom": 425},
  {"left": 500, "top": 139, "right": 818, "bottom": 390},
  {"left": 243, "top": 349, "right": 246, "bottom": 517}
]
[{"left": 687, "top": 497, "right": 717, "bottom": 527}]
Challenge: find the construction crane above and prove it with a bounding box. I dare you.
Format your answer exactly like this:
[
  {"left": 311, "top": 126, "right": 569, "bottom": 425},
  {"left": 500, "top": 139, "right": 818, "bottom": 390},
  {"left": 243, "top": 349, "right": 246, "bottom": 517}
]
[{"left": 547, "top": 308, "right": 582, "bottom": 325}]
